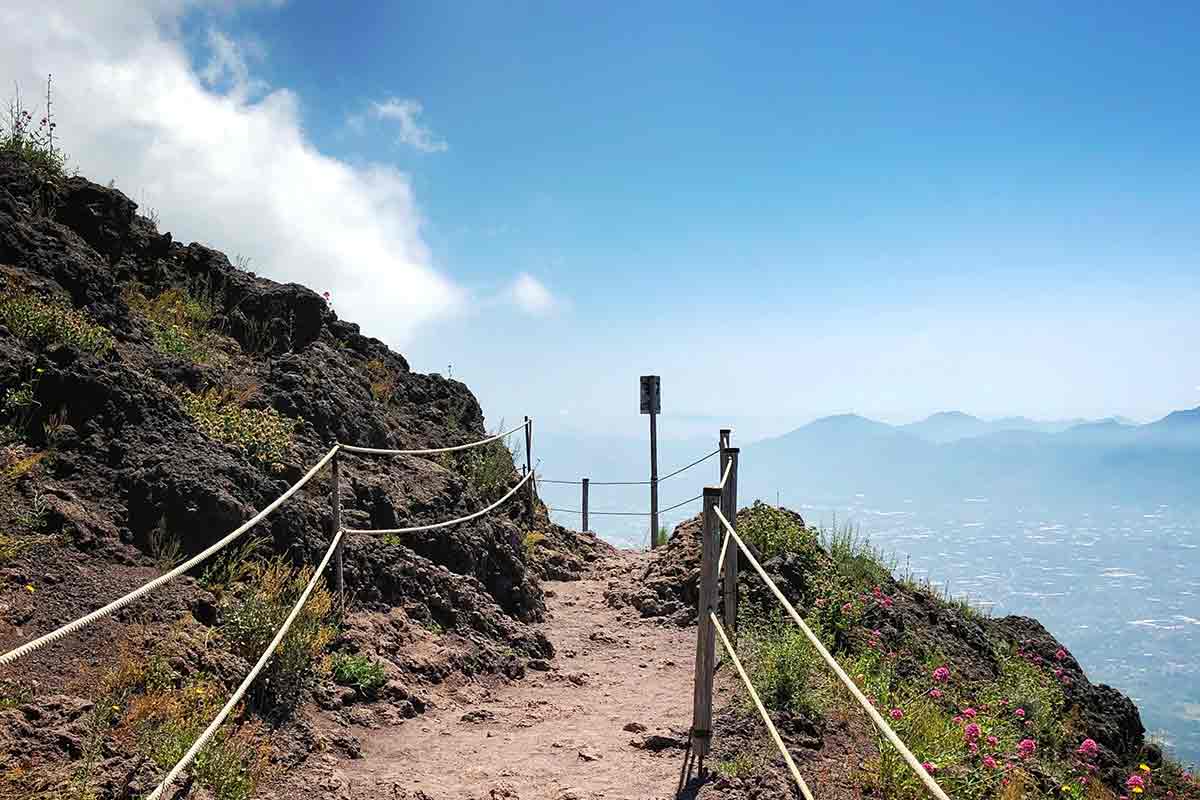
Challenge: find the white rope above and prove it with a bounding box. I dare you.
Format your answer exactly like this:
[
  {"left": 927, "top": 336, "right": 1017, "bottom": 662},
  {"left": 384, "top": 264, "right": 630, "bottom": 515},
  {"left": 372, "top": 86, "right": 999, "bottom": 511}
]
[
  {"left": 146, "top": 529, "right": 344, "bottom": 800},
  {"left": 711, "top": 611, "right": 815, "bottom": 800},
  {"left": 717, "top": 459, "right": 732, "bottom": 490},
  {"left": 0, "top": 445, "right": 341, "bottom": 668},
  {"left": 713, "top": 507, "right": 951, "bottom": 800},
  {"left": 339, "top": 421, "right": 527, "bottom": 456},
  {"left": 717, "top": 530, "right": 731, "bottom": 577},
  {"left": 343, "top": 470, "right": 532, "bottom": 535}
]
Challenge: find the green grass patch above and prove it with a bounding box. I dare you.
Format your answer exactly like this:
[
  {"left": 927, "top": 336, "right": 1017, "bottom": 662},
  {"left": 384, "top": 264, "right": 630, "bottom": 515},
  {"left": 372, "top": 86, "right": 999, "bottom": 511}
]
[
  {"left": 330, "top": 653, "right": 387, "bottom": 698},
  {"left": 0, "top": 292, "right": 114, "bottom": 355},
  {"left": 125, "top": 286, "right": 221, "bottom": 363},
  {"left": 177, "top": 387, "right": 295, "bottom": 471}
]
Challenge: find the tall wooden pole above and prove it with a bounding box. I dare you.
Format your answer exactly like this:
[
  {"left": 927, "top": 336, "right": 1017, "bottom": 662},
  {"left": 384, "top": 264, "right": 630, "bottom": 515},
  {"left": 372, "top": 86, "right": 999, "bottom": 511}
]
[
  {"left": 691, "top": 487, "right": 721, "bottom": 765},
  {"left": 524, "top": 416, "right": 535, "bottom": 529},
  {"left": 723, "top": 448, "right": 740, "bottom": 639},
  {"left": 331, "top": 451, "right": 343, "bottom": 608},
  {"left": 581, "top": 477, "right": 590, "bottom": 533},
  {"left": 649, "top": 409, "right": 659, "bottom": 548}
]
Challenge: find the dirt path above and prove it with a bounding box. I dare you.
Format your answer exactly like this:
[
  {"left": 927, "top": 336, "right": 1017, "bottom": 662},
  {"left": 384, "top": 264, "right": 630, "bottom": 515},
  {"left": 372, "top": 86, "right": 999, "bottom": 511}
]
[{"left": 338, "top": 550, "right": 697, "bottom": 800}]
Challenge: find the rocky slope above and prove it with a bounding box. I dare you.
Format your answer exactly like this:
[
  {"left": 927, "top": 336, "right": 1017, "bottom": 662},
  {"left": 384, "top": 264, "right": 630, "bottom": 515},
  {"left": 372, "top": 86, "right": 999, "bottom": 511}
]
[
  {"left": 0, "top": 153, "right": 586, "bottom": 798},
  {"left": 609, "top": 504, "right": 1194, "bottom": 799}
]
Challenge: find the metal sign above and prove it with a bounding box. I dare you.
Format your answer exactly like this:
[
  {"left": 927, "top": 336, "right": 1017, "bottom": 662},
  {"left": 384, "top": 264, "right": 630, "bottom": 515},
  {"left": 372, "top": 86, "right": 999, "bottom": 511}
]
[{"left": 640, "top": 375, "right": 661, "bottom": 415}]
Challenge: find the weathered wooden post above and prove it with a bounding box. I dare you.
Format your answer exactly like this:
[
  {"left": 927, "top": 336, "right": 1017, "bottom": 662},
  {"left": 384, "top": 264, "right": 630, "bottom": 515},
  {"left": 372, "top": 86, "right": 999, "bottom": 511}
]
[
  {"left": 640, "top": 376, "right": 661, "bottom": 547},
  {"left": 524, "top": 416, "right": 535, "bottom": 529},
  {"left": 581, "top": 477, "right": 590, "bottom": 533},
  {"left": 723, "top": 448, "right": 740, "bottom": 639},
  {"left": 719, "top": 428, "right": 731, "bottom": 452},
  {"left": 691, "top": 486, "right": 721, "bottom": 765},
  {"left": 331, "top": 449, "right": 343, "bottom": 607}
]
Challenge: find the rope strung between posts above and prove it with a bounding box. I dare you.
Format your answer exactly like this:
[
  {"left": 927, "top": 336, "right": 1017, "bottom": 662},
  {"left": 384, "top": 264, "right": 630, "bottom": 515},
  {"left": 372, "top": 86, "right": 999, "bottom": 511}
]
[
  {"left": 547, "top": 492, "right": 703, "bottom": 517},
  {"left": 717, "top": 458, "right": 732, "bottom": 491},
  {"left": 146, "top": 529, "right": 345, "bottom": 800},
  {"left": 343, "top": 471, "right": 533, "bottom": 535},
  {"left": 711, "top": 611, "right": 815, "bottom": 800},
  {"left": 712, "top": 507, "right": 951, "bottom": 800},
  {"left": 538, "top": 447, "right": 719, "bottom": 485},
  {"left": 0, "top": 445, "right": 342, "bottom": 668},
  {"left": 339, "top": 421, "right": 527, "bottom": 456}
]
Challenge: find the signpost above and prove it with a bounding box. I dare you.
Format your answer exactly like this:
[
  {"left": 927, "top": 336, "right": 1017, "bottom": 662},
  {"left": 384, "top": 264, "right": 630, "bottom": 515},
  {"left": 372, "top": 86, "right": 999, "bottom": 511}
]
[{"left": 640, "top": 376, "right": 661, "bottom": 548}]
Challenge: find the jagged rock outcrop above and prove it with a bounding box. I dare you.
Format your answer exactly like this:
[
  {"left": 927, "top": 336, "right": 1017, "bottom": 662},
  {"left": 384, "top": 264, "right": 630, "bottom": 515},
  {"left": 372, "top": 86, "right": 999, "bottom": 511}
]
[{"left": 0, "top": 152, "right": 550, "bottom": 795}]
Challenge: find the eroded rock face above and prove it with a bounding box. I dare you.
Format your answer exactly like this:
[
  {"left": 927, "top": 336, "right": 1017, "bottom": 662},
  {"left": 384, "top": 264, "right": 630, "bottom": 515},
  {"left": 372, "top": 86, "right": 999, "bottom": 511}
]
[{"left": 0, "top": 153, "right": 549, "bottom": 791}]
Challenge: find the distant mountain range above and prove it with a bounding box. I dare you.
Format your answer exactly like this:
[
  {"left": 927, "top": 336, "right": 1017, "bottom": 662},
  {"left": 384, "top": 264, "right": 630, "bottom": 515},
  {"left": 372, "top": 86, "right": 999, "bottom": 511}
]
[{"left": 741, "top": 407, "right": 1200, "bottom": 508}]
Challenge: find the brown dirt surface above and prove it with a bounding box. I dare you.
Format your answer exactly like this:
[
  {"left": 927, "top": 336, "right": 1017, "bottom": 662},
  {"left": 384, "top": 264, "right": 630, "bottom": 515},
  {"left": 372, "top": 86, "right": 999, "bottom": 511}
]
[{"left": 273, "top": 549, "right": 702, "bottom": 800}]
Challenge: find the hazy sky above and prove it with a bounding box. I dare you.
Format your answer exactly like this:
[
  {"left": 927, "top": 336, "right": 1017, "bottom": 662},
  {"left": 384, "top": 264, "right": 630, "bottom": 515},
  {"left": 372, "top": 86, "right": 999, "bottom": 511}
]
[{"left": 3, "top": 1, "right": 1198, "bottom": 440}]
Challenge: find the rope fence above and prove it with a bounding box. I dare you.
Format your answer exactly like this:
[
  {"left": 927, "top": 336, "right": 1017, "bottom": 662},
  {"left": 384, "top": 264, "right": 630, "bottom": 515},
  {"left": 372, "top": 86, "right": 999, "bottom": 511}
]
[
  {"left": 146, "top": 528, "right": 345, "bottom": 800},
  {"left": 0, "top": 445, "right": 341, "bottom": 667},
  {"left": 711, "top": 611, "right": 814, "bottom": 800},
  {"left": 344, "top": 471, "right": 533, "bottom": 535},
  {"left": 538, "top": 447, "right": 718, "bottom": 486},
  {"left": 709, "top": 505, "right": 951, "bottom": 800},
  {"left": 546, "top": 492, "right": 703, "bottom": 517}
]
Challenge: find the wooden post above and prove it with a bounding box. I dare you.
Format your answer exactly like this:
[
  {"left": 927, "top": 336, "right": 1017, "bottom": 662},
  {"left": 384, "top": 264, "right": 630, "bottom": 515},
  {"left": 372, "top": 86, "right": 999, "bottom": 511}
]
[
  {"left": 691, "top": 487, "right": 721, "bottom": 765},
  {"left": 524, "top": 416, "right": 535, "bottom": 529},
  {"left": 581, "top": 477, "right": 590, "bottom": 533},
  {"left": 331, "top": 450, "right": 343, "bottom": 607},
  {"left": 719, "top": 428, "right": 731, "bottom": 452},
  {"left": 723, "top": 448, "right": 740, "bottom": 639},
  {"left": 649, "top": 409, "right": 659, "bottom": 548}
]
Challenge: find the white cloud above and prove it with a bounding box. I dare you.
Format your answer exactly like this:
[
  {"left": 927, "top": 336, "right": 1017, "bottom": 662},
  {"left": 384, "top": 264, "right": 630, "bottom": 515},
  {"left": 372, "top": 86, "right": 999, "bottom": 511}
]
[
  {"left": 0, "top": 1, "right": 462, "bottom": 340},
  {"left": 366, "top": 97, "right": 448, "bottom": 153},
  {"left": 508, "top": 272, "right": 560, "bottom": 315}
]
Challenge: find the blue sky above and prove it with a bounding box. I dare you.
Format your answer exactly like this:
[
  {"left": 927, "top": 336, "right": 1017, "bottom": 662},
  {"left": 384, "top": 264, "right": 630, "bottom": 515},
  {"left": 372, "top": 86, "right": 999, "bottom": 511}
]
[{"left": 6, "top": 1, "right": 1199, "bottom": 440}]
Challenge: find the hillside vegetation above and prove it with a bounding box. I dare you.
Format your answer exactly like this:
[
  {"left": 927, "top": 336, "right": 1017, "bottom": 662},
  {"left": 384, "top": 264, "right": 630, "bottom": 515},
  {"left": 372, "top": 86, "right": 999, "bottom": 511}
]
[
  {"left": 611, "top": 502, "right": 1199, "bottom": 799},
  {"left": 0, "top": 141, "right": 584, "bottom": 798}
]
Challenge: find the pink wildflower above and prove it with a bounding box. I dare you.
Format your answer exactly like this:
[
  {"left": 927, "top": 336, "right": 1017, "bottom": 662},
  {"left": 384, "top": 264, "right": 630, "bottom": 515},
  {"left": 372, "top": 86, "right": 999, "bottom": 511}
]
[
  {"left": 953, "top": 715, "right": 964, "bottom": 724},
  {"left": 983, "top": 755, "right": 998, "bottom": 769},
  {"left": 1014, "top": 707, "right": 1026, "bottom": 718},
  {"left": 841, "top": 601, "right": 853, "bottom": 613},
  {"left": 929, "top": 688, "right": 943, "bottom": 699},
  {"left": 963, "top": 707, "right": 977, "bottom": 718},
  {"left": 987, "top": 735, "right": 999, "bottom": 747},
  {"left": 1055, "top": 648, "right": 1067, "bottom": 661},
  {"left": 1077, "top": 739, "right": 1099, "bottom": 758},
  {"left": 964, "top": 723, "right": 981, "bottom": 741},
  {"left": 932, "top": 666, "right": 950, "bottom": 683},
  {"left": 890, "top": 708, "right": 903, "bottom": 721},
  {"left": 1018, "top": 738, "right": 1037, "bottom": 759},
  {"left": 921, "top": 761, "right": 937, "bottom": 774},
  {"left": 1126, "top": 775, "right": 1145, "bottom": 790}
]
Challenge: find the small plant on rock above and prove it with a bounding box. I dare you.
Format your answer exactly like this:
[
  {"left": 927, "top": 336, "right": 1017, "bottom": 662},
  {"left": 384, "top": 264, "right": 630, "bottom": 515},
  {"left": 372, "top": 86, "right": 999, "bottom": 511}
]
[
  {"left": 330, "top": 653, "right": 387, "bottom": 698},
  {"left": 125, "top": 285, "right": 221, "bottom": 363}
]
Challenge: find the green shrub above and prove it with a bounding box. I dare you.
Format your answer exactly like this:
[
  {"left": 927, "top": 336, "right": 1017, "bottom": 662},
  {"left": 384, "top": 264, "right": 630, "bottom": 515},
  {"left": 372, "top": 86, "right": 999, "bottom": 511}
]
[
  {"left": 125, "top": 286, "right": 220, "bottom": 363},
  {"left": 0, "top": 293, "right": 114, "bottom": 354},
  {"left": 440, "top": 430, "right": 516, "bottom": 503},
  {"left": 739, "top": 501, "right": 817, "bottom": 561},
  {"left": 218, "top": 557, "right": 337, "bottom": 711},
  {"left": 120, "top": 673, "right": 272, "bottom": 800},
  {"left": 330, "top": 653, "right": 387, "bottom": 697},
  {"left": 740, "top": 611, "right": 826, "bottom": 717},
  {"left": 362, "top": 358, "right": 397, "bottom": 402},
  {"left": 820, "top": 519, "right": 892, "bottom": 591},
  {"left": 178, "top": 387, "right": 295, "bottom": 470},
  {"left": 200, "top": 535, "right": 269, "bottom": 596}
]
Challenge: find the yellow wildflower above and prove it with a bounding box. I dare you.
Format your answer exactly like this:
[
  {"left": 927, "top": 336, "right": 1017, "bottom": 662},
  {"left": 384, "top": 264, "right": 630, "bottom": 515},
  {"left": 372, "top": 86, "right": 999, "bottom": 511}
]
[
  {"left": 1140, "top": 764, "right": 1151, "bottom": 773},
  {"left": 1133, "top": 788, "right": 1144, "bottom": 794},
  {"left": 24, "top": 584, "right": 34, "bottom": 593}
]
